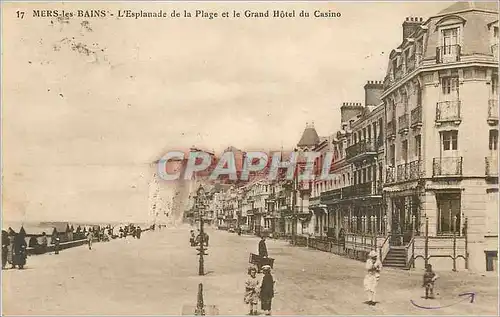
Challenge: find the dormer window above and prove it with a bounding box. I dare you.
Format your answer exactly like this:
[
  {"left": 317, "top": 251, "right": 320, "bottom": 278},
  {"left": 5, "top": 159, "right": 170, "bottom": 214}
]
[{"left": 435, "top": 15, "right": 465, "bottom": 63}]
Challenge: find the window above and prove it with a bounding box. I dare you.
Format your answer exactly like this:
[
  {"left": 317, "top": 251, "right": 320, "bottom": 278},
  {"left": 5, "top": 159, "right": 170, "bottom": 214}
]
[
  {"left": 390, "top": 144, "right": 396, "bottom": 166},
  {"left": 402, "top": 140, "right": 408, "bottom": 162},
  {"left": 415, "top": 135, "right": 422, "bottom": 159},
  {"left": 342, "top": 174, "right": 346, "bottom": 185},
  {"left": 441, "top": 77, "right": 459, "bottom": 95},
  {"left": 392, "top": 59, "right": 397, "bottom": 78},
  {"left": 494, "top": 26, "right": 499, "bottom": 39},
  {"left": 437, "top": 193, "right": 461, "bottom": 234},
  {"left": 401, "top": 91, "right": 408, "bottom": 113},
  {"left": 442, "top": 28, "right": 459, "bottom": 53},
  {"left": 492, "top": 75, "right": 498, "bottom": 96},
  {"left": 442, "top": 131, "right": 458, "bottom": 151},
  {"left": 489, "top": 130, "right": 498, "bottom": 150}
]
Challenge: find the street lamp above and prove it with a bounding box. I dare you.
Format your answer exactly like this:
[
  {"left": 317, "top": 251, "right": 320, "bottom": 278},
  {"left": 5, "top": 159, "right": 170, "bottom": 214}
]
[{"left": 196, "top": 184, "right": 208, "bottom": 276}]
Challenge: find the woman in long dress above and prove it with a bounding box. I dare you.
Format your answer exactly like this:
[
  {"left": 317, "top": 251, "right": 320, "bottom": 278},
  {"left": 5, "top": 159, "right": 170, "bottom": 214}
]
[
  {"left": 364, "top": 250, "right": 382, "bottom": 305},
  {"left": 244, "top": 266, "right": 260, "bottom": 315},
  {"left": 260, "top": 265, "right": 275, "bottom": 316}
]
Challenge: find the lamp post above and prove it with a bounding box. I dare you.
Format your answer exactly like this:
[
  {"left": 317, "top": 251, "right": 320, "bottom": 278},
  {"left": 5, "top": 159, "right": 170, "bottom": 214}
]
[{"left": 196, "top": 185, "right": 208, "bottom": 276}]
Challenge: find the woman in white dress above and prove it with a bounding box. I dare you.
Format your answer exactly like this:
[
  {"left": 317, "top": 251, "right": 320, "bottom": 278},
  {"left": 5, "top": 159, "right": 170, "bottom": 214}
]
[{"left": 363, "top": 250, "right": 382, "bottom": 305}]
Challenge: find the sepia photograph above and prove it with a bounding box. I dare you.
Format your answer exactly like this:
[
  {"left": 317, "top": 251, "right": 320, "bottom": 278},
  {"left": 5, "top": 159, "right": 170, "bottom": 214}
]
[{"left": 1, "top": 0, "right": 499, "bottom": 315}]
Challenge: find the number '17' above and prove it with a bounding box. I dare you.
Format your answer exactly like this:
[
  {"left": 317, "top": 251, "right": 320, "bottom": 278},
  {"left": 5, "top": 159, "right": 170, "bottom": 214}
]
[{"left": 16, "top": 11, "right": 25, "bottom": 19}]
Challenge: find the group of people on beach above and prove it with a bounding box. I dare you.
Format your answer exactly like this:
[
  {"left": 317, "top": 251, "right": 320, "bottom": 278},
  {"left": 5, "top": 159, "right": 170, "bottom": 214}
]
[{"left": 2, "top": 229, "right": 27, "bottom": 270}]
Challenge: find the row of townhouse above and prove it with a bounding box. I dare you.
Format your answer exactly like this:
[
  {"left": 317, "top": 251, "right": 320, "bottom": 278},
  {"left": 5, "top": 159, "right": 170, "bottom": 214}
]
[{"left": 212, "top": 2, "right": 499, "bottom": 273}]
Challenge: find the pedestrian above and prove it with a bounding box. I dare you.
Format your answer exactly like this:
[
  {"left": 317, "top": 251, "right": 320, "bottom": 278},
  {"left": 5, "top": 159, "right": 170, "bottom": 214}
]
[
  {"left": 2, "top": 230, "right": 9, "bottom": 269},
  {"left": 204, "top": 232, "right": 209, "bottom": 247},
  {"left": 87, "top": 230, "right": 94, "bottom": 250},
  {"left": 244, "top": 266, "right": 260, "bottom": 315},
  {"left": 422, "top": 264, "right": 439, "bottom": 299},
  {"left": 259, "top": 235, "right": 268, "bottom": 258},
  {"left": 7, "top": 229, "right": 15, "bottom": 268},
  {"left": 136, "top": 226, "right": 142, "bottom": 239},
  {"left": 54, "top": 236, "right": 60, "bottom": 254},
  {"left": 258, "top": 235, "right": 268, "bottom": 273},
  {"left": 363, "top": 250, "right": 382, "bottom": 306},
  {"left": 259, "top": 265, "right": 275, "bottom": 316},
  {"left": 190, "top": 230, "right": 196, "bottom": 246},
  {"left": 13, "top": 232, "right": 27, "bottom": 269},
  {"left": 40, "top": 232, "right": 48, "bottom": 254}
]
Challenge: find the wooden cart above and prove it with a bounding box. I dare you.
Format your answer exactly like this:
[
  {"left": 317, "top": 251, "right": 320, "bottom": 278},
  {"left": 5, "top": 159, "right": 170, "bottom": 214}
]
[{"left": 249, "top": 253, "right": 275, "bottom": 272}]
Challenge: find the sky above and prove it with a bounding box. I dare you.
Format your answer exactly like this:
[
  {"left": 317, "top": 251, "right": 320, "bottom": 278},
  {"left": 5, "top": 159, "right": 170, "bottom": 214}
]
[{"left": 2, "top": 1, "right": 453, "bottom": 223}]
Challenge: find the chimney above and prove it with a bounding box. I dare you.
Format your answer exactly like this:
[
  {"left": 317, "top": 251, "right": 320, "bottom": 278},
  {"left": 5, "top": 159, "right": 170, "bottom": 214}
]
[
  {"left": 402, "top": 17, "right": 423, "bottom": 40},
  {"left": 364, "top": 80, "right": 384, "bottom": 107},
  {"left": 340, "top": 101, "right": 364, "bottom": 123}
]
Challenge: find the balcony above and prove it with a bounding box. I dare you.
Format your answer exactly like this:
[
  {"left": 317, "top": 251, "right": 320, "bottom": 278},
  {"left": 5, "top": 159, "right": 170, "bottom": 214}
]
[
  {"left": 309, "top": 196, "right": 321, "bottom": 207},
  {"left": 436, "top": 44, "right": 461, "bottom": 64},
  {"left": 488, "top": 99, "right": 498, "bottom": 125},
  {"left": 345, "top": 139, "right": 377, "bottom": 162},
  {"left": 485, "top": 156, "right": 498, "bottom": 177},
  {"left": 411, "top": 106, "right": 422, "bottom": 128},
  {"left": 396, "top": 160, "right": 421, "bottom": 182},
  {"left": 320, "top": 188, "right": 342, "bottom": 205},
  {"left": 342, "top": 181, "right": 382, "bottom": 199},
  {"left": 396, "top": 163, "right": 409, "bottom": 182},
  {"left": 386, "top": 166, "right": 396, "bottom": 183},
  {"left": 432, "top": 157, "right": 463, "bottom": 177},
  {"left": 387, "top": 119, "right": 396, "bottom": 140},
  {"left": 398, "top": 114, "right": 409, "bottom": 135},
  {"left": 436, "top": 100, "right": 461, "bottom": 124},
  {"left": 409, "top": 160, "right": 422, "bottom": 179}
]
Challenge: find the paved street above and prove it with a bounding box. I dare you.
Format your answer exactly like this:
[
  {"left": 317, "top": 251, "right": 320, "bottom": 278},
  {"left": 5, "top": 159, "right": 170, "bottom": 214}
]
[{"left": 2, "top": 227, "right": 498, "bottom": 315}]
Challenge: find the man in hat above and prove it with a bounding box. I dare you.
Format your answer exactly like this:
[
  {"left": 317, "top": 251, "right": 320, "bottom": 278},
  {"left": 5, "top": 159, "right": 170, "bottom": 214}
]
[
  {"left": 259, "top": 265, "right": 275, "bottom": 315},
  {"left": 364, "top": 250, "right": 382, "bottom": 305}
]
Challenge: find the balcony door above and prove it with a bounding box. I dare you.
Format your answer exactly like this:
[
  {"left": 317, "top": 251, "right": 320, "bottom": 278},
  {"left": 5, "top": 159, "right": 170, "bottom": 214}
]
[
  {"left": 437, "top": 193, "right": 461, "bottom": 235},
  {"left": 439, "top": 130, "right": 460, "bottom": 175},
  {"left": 442, "top": 27, "right": 459, "bottom": 61}
]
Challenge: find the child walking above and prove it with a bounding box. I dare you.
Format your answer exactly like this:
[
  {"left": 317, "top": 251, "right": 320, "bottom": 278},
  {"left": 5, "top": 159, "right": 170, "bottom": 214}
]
[
  {"left": 244, "top": 266, "right": 260, "bottom": 315},
  {"left": 422, "top": 264, "right": 439, "bottom": 299}
]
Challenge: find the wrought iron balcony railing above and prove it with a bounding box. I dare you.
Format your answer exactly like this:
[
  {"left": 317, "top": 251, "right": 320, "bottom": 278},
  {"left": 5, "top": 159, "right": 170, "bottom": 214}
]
[
  {"left": 398, "top": 114, "right": 409, "bottom": 133},
  {"left": 345, "top": 139, "right": 377, "bottom": 161},
  {"left": 320, "top": 188, "right": 342, "bottom": 204},
  {"left": 432, "top": 157, "right": 463, "bottom": 177},
  {"left": 488, "top": 99, "right": 498, "bottom": 124},
  {"left": 485, "top": 156, "right": 498, "bottom": 177},
  {"left": 396, "top": 160, "right": 421, "bottom": 182},
  {"left": 436, "top": 44, "right": 461, "bottom": 63},
  {"left": 436, "top": 100, "right": 461, "bottom": 123},
  {"left": 386, "top": 166, "right": 396, "bottom": 183},
  {"left": 411, "top": 106, "right": 422, "bottom": 127},
  {"left": 342, "top": 181, "right": 382, "bottom": 199}
]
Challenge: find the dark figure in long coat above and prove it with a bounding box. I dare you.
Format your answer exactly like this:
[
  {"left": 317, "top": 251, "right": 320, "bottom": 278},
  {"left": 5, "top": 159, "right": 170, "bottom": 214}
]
[
  {"left": 13, "top": 232, "right": 27, "bottom": 269},
  {"left": 258, "top": 236, "right": 268, "bottom": 258},
  {"left": 136, "top": 226, "right": 142, "bottom": 239},
  {"left": 260, "top": 266, "right": 275, "bottom": 315},
  {"left": 2, "top": 230, "right": 9, "bottom": 269}
]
